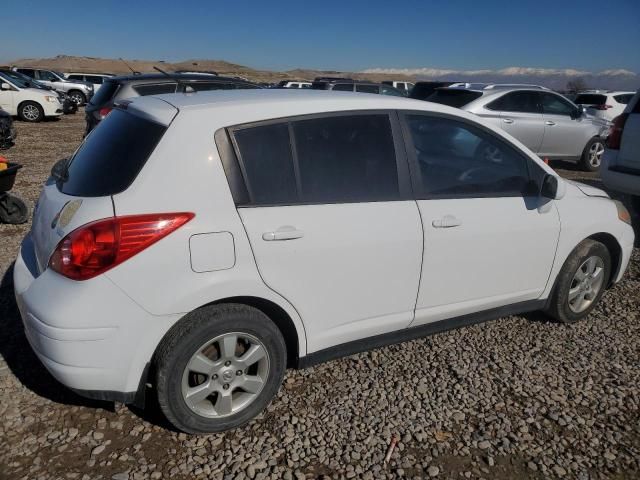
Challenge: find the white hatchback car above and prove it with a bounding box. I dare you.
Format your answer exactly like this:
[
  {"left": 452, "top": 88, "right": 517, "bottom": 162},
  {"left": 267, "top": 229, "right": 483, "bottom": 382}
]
[{"left": 14, "top": 90, "right": 634, "bottom": 433}]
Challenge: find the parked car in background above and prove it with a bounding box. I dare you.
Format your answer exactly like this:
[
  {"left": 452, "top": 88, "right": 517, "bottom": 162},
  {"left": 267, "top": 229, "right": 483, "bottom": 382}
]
[
  {"left": 0, "top": 70, "right": 63, "bottom": 122},
  {"left": 602, "top": 89, "right": 640, "bottom": 211},
  {"left": 65, "top": 73, "right": 114, "bottom": 94},
  {"left": 426, "top": 85, "right": 610, "bottom": 171},
  {"left": 84, "top": 73, "right": 261, "bottom": 135},
  {"left": 276, "top": 80, "right": 312, "bottom": 89},
  {"left": 574, "top": 91, "right": 635, "bottom": 123},
  {"left": 382, "top": 80, "right": 415, "bottom": 94},
  {"left": 15, "top": 90, "right": 634, "bottom": 433},
  {"left": 13, "top": 68, "right": 94, "bottom": 105},
  {"left": 409, "top": 81, "right": 457, "bottom": 100},
  {"left": 3, "top": 69, "right": 77, "bottom": 115},
  {"left": 0, "top": 107, "right": 16, "bottom": 149},
  {"left": 311, "top": 78, "right": 406, "bottom": 96}
]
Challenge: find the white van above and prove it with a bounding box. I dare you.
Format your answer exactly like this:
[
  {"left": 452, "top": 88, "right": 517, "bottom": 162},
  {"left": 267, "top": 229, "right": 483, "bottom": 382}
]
[{"left": 0, "top": 70, "right": 63, "bottom": 122}]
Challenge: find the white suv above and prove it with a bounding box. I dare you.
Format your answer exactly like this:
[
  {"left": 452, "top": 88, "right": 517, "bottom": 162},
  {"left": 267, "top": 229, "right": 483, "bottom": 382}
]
[
  {"left": 14, "top": 90, "right": 634, "bottom": 433},
  {"left": 574, "top": 91, "right": 635, "bottom": 123},
  {"left": 602, "top": 89, "right": 640, "bottom": 211}
]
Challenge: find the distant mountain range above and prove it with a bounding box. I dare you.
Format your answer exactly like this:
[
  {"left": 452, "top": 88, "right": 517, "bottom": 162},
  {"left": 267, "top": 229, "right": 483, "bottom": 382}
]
[{"left": 362, "top": 67, "right": 640, "bottom": 91}]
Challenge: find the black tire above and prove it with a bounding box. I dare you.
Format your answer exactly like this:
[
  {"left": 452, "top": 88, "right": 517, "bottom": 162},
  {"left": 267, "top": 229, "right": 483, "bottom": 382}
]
[
  {"left": 18, "top": 101, "right": 44, "bottom": 123},
  {"left": 0, "top": 194, "right": 29, "bottom": 224},
  {"left": 68, "top": 90, "right": 86, "bottom": 105},
  {"left": 155, "top": 304, "right": 287, "bottom": 434},
  {"left": 546, "top": 239, "right": 611, "bottom": 324},
  {"left": 579, "top": 137, "right": 605, "bottom": 172}
]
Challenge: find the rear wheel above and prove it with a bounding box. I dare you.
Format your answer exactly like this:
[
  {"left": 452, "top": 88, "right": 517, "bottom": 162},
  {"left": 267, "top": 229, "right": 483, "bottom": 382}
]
[
  {"left": 155, "top": 304, "right": 287, "bottom": 433},
  {"left": 0, "top": 193, "right": 28, "bottom": 224},
  {"left": 18, "top": 101, "right": 44, "bottom": 122},
  {"left": 579, "top": 137, "right": 605, "bottom": 172},
  {"left": 68, "top": 90, "right": 86, "bottom": 105},
  {"left": 547, "top": 239, "right": 611, "bottom": 323}
]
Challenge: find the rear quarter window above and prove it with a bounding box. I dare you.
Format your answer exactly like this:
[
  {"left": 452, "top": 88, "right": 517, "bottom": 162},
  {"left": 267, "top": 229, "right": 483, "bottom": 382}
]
[
  {"left": 133, "top": 83, "right": 178, "bottom": 96},
  {"left": 426, "top": 89, "right": 483, "bottom": 108},
  {"left": 59, "top": 110, "right": 167, "bottom": 197}
]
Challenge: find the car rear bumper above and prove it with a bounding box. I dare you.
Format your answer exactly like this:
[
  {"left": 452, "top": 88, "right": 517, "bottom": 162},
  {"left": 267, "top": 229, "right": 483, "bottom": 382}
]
[{"left": 13, "top": 233, "right": 180, "bottom": 402}]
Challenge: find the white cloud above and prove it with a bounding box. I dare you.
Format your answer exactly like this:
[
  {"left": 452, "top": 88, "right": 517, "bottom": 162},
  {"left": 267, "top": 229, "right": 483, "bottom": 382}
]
[{"left": 361, "top": 66, "right": 636, "bottom": 77}]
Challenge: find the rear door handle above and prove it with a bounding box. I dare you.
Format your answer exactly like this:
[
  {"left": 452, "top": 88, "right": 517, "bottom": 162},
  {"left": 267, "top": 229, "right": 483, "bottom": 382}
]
[
  {"left": 432, "top": 215, "right": 462, "bottom": 229},
  {"left": 262, "top": 226, "right": 304, "bottom": 241},
  {"left": 545, "top": 121, "right": 556, "bottom": 126},
  {"left": 502, "top": 118, "right": 514, "bottom": 124}
]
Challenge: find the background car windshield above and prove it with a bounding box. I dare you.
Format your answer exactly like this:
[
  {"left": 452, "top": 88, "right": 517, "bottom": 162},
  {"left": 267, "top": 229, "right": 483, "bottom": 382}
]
[{"left": 59, "top": 110, "right": 167, "bottom": 196}]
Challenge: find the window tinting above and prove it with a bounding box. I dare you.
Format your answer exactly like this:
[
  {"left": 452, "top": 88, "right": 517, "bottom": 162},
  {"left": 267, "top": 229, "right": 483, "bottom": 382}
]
[
  {"left": 487, "top": 91, "right": 541, "bottom": 113},
  {"left": 332, "top": 83, "right": 354, "bottom": 92},
  {"left": 17, "top": 69, "right": 35, "bottom": 78},
  {"left": 541, "top": 93, "right": 575, "bottom": 116},
  {"left": 68, "top": 75, "right": 83, "bottom": 81},
  {"left": 425, "top": 89, "right": 483, "bottom": 108},
  {"left": 133, "top": 83, "right": 177, "bottom": 96},
  {"left": 292, "top": 115, "right": 399, "bottom": 202},
  {"left": 59, "top": 110, "right": 167, "bottom": 197},
  {"left": 355, "top": 84, "right": 379, "bottom": 94},
  {"left": 234, "top": 123, "right": 297, "bottom": 204},
  {"left": 89, "top": 80, "right": 119, "bottom": 105},
  {"left": 38, "top": 70, "right": 58, "bottom": 81},
  {"left": 406, "top": 115, "right": 530, "bottom": 197},
  {"left": 574, "top": 94, "right": 607, "bottom": 105},
  {"left": 86, "top": 75, "right": 104, "bottom": 84},
  {"left": 614, "top": 94, "right": 633, "bottom": 104},
  {"left": 188, "top": 82, "right": 235, "bottom": 91}
]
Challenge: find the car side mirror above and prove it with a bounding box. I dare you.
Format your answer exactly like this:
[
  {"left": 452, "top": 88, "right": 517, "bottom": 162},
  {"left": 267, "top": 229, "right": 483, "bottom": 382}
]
[
  {"left": 0, "top": 83, "right": 11, "bottom": 91},
  {"left": 571, "top": 106, "right": 584, "bottom": 119},
  {"left": 541, "top": 174, "right": 566, "bottom": 200}
]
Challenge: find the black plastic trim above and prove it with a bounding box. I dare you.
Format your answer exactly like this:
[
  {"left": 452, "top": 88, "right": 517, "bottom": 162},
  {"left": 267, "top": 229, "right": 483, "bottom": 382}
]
[
  {"left": 68, "top": 362, "right": 150, "bottom": 407},
  {"left": 297, "top": 300, "right": 546, "bottom": 368}
]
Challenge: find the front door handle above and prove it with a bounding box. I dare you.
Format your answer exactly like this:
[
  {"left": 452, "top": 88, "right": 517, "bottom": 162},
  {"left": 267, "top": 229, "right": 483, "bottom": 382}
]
[
  {"left": 502, "top": 118, "right": 514, "bottom": 124},
  {"left": 262, "top": 226, "right": 304, "bottom": 241},
  {"left": 432, "top": 215, "right": 462, "bottom": 229},
  {"left": 545, "top": 121, "right": 556, "bottom": 126}
]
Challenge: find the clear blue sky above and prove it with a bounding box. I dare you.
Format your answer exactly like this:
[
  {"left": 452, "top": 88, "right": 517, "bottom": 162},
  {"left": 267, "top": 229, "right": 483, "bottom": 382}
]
[{"left": 2, "top": 0, "right": 639, "bottom": 72}]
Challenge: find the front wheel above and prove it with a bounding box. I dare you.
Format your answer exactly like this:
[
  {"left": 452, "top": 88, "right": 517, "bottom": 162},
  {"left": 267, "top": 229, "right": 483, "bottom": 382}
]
[
  {"left": 546, "top": 239, "right": 611, "bottom": 324},
  {"left": 18, "top": 101, "right": 44, "bottom": 122},
  {"left": 580, "top": 137, "right": 605, "bottom": 172},
  {"left": 68, "top": 90, "right": 86, "bottom": 105},
  {"left": 155, "top": 304, "right": 287, "bottom": 433}
]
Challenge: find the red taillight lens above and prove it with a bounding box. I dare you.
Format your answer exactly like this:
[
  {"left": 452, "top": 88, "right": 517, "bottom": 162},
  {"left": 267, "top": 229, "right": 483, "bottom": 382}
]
[
  {"left": 593, "top": 104, "right": 613, "bottom": 110},
  {"left": 607, "top": 113, "right": 629, "bottom": 150},
  {"left": 49, "top": 212, "right": 194, "bottom": 280},
  {"left": 98, "top": 107, "right": 112, "bottom": 119}
]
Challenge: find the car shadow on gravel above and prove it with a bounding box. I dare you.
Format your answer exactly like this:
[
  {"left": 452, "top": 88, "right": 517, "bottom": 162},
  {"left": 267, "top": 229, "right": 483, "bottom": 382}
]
[{"left": 0, "top": 263, "right": 113, "bottom": 410}]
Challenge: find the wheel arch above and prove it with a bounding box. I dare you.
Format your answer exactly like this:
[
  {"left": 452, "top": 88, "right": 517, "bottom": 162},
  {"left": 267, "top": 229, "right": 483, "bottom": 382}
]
[
  {"left": 586, "top": 232, "right": 622, "bottom": 287},
  {"left": 17, "top": 99, "right": 43, "bottom": 114}
]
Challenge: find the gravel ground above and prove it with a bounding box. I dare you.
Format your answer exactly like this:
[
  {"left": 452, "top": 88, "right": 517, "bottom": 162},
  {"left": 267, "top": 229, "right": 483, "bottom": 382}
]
[{"left": 1, "top": 112, "right": 639, "bottom": 480}]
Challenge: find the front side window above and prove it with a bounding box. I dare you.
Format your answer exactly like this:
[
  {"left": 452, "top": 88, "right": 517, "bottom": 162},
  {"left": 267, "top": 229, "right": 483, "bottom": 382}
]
[
  {"left": 17, "top": 68, "right": 35, "bottom": 78},
  {"left": 541, "top": 93, "right": 575, "bottom": 116},
  {"left": 406, "top": 114, "right": 530, "bottom": 197},
  {"left": 486, "top": 91, "right": 541, "bottom": 113},
  {"left": 133, "top": 83, "right": 178, "bottom": 96},
  {"left": 38, "top": 70, "right": 58, "bottom": 81}
]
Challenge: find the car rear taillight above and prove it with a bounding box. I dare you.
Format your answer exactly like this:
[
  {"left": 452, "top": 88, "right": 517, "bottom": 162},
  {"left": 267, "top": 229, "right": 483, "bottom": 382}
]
[
  {"left": 49, "top": 212, "right": 194, "bottom": 280},
  {"left": 99, "top": 107, "right": 112, "bottom": 119},
  {"left": 594, "top": 104, "right": 613, "bottom": 110},
  {"left": 607, "top": 113, "right": 629, "bottom": 150}
]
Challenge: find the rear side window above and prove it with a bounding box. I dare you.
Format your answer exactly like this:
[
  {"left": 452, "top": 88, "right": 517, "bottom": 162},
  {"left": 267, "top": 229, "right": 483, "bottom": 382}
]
[
  {"left": 486, "top": 91, "right": 541, "bottom": 113},
  {"left": 574, "top": 94, "right": 607, "bottom": 105},
  {"left": 292, "top": 115, "right": 399, "bottom": 203},
  {"left": 133, "top": 83, "right": 177, "bottom": 96},
  {"left": 406, "top": 114, "right": 530, "bottom": 197},
  {"left": 86, "top": 75, "right": 104, "bottom": 84},
  {"left": 355, "top": 84, "right": 379, "bottom": 94},
  {"left": 59, "top": 110, "right": 167, "bottom": 197},
  {"left": 233, "top": 124, "right": 298, "bottom": 204},
  {"left": 426, "top": 89, "right": 483, "bottom": 108},
  {"left": 68, "top": 74, "right": 83, "bottom": 81},
  {"left": 332, "top": 83, "right": 354, "bottom": 92},
  {"left": 231, "top": 114, "right": 399, "bottom": 205},
  {"left": 90, "top": 80, "right": 119, "bottom": 105}
]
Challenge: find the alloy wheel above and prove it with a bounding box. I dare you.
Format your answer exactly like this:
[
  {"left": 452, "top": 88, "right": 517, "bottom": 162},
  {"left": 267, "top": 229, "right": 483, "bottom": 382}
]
[
  {"left": 22, "top": 105, "right": 40, "bottom": 121},
  {"left": 568, "top": 256, "right": 605, "bottom": 313},
  {"left": 181, "top": 332, "right": 270, "bottom": 418},
  {"left": 588, "top": 141, "right": 605, "bottom": 168}
]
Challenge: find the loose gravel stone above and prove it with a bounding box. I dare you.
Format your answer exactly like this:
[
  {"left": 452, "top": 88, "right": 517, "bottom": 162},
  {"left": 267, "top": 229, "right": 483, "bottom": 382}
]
[{"left": 1, "top": 113, "right": 640, "bottom": 479}]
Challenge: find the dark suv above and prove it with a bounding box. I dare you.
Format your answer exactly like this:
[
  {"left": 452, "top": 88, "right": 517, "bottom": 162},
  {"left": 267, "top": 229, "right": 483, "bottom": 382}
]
[
  {"left": 311, "top": 78, "right": 406, "bottom": 96},
  {"left": 85, "top": 73, "right": 261, "bottom": 135}
]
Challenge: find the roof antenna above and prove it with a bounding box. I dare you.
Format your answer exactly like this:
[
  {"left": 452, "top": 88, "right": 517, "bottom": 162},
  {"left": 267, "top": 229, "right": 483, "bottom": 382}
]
[
  {"left": 153, "top": 66, "right": 195, "bottom": 93},
  {"left": 119, "top": 57, "right": 139, "bottom": 75}
]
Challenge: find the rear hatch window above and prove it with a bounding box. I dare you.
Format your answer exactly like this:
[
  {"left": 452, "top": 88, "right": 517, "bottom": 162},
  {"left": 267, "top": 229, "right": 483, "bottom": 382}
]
[
  {"left": 574, "top": 94, "right": 607, "bottom": 105},
  {"left": 426, "top": 89, "right": 483, "bottom": 108},
  {"left": 89, "top": 80, "right": 119, "bottom": 106},
  {"left": 58, "top": 109, "right": 167, "bottom": 197}
]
